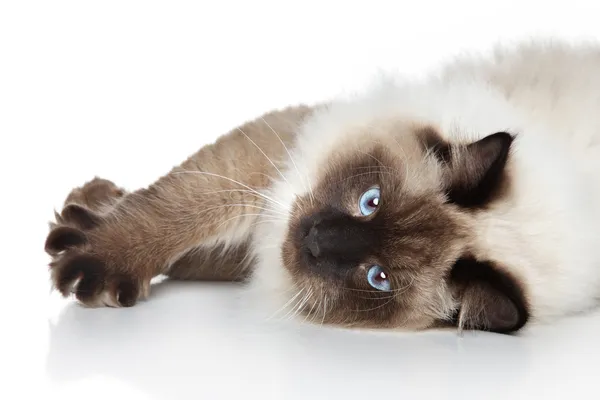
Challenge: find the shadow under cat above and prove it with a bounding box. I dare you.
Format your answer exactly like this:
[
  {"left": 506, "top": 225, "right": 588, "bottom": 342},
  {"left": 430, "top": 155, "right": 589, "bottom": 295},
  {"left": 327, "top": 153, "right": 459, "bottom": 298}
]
[{"left": 45, "top": 277, "right": 600, "bottom": 400}]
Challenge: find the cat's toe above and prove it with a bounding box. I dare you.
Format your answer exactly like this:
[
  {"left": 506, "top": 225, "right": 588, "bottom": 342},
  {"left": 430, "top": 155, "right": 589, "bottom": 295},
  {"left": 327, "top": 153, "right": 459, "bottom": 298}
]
[{"left": 49, "top": 250, "right": 144, "bottom": 308}]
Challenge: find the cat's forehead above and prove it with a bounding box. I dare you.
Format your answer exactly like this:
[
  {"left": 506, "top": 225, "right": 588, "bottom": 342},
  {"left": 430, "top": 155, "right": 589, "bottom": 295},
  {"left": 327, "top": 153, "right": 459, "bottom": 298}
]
[{"left": 309, "top": 122, "right": 445, "bottom": 199}]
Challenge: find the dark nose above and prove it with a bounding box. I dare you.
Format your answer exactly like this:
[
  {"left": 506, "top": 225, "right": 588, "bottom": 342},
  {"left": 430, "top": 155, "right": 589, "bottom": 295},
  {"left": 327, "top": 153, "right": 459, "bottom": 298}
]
[
  {"left": 305, "top": 225, "right": 321, "bottom": 258},
  {"left": 300, "top": 210, "right": 374, "bottom": 265}
]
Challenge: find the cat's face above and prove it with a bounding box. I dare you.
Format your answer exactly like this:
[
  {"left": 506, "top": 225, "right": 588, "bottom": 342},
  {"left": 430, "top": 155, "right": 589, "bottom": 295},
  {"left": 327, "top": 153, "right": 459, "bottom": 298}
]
[{"left": 278, "top": 124, "right": 529, "bottom": 333}]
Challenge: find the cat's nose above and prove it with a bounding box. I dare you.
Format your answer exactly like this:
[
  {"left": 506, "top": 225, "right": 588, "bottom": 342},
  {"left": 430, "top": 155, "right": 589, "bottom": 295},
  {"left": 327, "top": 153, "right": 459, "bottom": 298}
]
[
  {"left": 304, "top": 225, "right": 321, "bottom": 258},
  {"left": 300, "top": 211, "right": 373, "bottom": 265}
]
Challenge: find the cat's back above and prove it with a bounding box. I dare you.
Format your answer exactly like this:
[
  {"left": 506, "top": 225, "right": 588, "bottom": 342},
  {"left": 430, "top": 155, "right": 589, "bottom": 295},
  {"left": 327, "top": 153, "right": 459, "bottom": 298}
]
[{"left": 443, "top": 40, "right": 600, "bottom": 160}]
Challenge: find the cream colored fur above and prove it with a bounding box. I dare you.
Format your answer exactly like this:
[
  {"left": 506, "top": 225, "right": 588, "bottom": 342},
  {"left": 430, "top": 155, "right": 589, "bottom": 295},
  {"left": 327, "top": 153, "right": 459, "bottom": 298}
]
[{"left": 251, "top": 40, "right": 600, "bottom": 326}]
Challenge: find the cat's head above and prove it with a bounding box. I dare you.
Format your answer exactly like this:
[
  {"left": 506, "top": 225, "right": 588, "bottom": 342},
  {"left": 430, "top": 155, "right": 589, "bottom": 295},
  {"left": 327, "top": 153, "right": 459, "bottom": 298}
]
[{"left": 259, "top": 114, "right": 529, "bottom": 334}]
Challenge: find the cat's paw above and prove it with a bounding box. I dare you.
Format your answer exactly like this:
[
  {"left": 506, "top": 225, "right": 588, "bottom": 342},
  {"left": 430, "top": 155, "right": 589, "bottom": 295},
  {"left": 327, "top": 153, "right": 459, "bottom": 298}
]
[
  {"left": 49, "top": 177, "right": 126, "bottom": 230},
  {"left": 44, "top": 207, "right": 150, "bottom": 308}
]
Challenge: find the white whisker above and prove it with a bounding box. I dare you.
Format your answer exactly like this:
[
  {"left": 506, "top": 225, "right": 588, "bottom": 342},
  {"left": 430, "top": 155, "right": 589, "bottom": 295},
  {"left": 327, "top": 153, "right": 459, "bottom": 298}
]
[
  {"left": 214, "top": 213, "right": 278, "bottom": 231},
  {"left": 200, "top": 203, "right": 288, "bottom": 217},
  {"left": 290, "top": 288, "right": 313, "bottom": 321},
  {"left": 172, "top": 170, "right": 289, "bottom": 211},
  {"left": 266, "top": 288, "right": 305, "bottom": 321},
  {"left": 261, "top": 117, "right": 308, "bottom": 194},
  {"left": 237, "top": 127, "right": 294, "bottom": 191},
  {"left": 336, "top": 171, "right": 394, "bottom": 184},
  {"left": 321, "top": 294, "right": 328, "bottom": 326},
  {"left": 281, "top": 288, "right": 309, "bottom": 320}
]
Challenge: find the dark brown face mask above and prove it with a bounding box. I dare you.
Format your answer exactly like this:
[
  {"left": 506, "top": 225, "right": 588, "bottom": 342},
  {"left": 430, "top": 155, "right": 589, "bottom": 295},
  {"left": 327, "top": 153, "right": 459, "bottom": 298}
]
[{"left": 283, "top": 128, "right": 528, "bottom": 334}]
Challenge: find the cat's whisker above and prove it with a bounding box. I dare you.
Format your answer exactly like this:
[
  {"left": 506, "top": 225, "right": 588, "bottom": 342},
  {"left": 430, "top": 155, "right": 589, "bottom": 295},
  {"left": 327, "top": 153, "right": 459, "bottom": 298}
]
[
  {"left": 311, "top": 300, "right": 322, "bottom": 325},
  {"left": 247, "top": 220, "right": 286, "bottom": 231},
  {"left": 281, "top": 288, "right": 310, "bottom": 321},
  {"left": 237, "top": 127, "right": 296, "bottom": 194},
  {"left": 199, "top": 203, "right": 288, "bottom": 217},
  {"left": 260, "top": 117, "right": 310, "bottom": 196},
  {"left": 318, "top": 291, "right": 329, "bottom": 326},
  {"left": 173, "top": 170, "right": 289, "bottom": 211},
  {"left": 358, "top": 149, "right": 386, "bottom": 168},
  {"left": 302, "top": 294, "right": 319, "bottom": 325},
  {"left": 391, "top": 135, "right": 414, "bottom": 183},
  {"left": 291, "top": 287, "right": 313, "bottom": 321},
  {"left": 193, "top": 188, "right": 279, "bottom": 199},
  {"left": 214, "top": 213, "right": 286, "bottom": 231},
  {"left": 335, "top": 171, "right": 394, "bottom": 184},
  {"left": 352, "top": 296, "right": 397, "bottom": 313},
  {"left": 343, "top": 281, "right": 414, "bottom": 294},
  {"left": 266, "top": 287, "right": 305, "bottom": 321},
  {"left": 247, "top": 171, "right": 283, "bottom": 185},
  {"left": 349, "top": 165, "right": 395, "bottom": 173},
  {"left": 294, "top": 146, "right": 316, "bottom": 206}
]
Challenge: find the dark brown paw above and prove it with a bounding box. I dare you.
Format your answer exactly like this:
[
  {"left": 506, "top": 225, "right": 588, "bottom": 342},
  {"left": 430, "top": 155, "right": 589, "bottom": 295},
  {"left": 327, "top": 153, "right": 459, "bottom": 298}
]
[
  {"left": 49, "top": 176, "right": 125, "bottom": 230},
  {"left": 47, "top": 244, "right": 147, "bottom": 308},
  {"left": 45, "top": 177, "right": 147, "bottom": 307},
  {"left": 45, "top": 208, "right": 148, "bottom": 308}
]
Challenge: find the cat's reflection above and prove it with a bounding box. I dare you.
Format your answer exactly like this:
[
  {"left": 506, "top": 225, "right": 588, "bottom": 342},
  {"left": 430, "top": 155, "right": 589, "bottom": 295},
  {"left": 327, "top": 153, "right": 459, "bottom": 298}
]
[{"left": 45, "top": 280, "right": 549, "bottom": 400}]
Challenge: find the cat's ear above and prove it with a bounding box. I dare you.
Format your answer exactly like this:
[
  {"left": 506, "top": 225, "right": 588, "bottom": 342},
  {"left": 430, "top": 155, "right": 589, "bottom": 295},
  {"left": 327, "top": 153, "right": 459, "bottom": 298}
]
[
  {"left": 449, "top": 257, "right": 529, "bottom": 334},
  {"left": 436, "top": 132, "right": 515, "bottom": 208}
]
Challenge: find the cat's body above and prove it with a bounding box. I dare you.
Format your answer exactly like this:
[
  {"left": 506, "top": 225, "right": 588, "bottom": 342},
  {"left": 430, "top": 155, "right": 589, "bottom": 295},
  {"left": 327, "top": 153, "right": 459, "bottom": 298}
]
[{"left": 46, "top": 40, "right": 600, "bottom": 334}]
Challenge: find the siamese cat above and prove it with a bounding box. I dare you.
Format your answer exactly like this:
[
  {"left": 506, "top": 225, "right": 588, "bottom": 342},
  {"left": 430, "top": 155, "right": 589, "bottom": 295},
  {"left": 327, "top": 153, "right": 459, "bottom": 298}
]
[{"left": 45, "top": 39, "right": 600, "bottom": 334}]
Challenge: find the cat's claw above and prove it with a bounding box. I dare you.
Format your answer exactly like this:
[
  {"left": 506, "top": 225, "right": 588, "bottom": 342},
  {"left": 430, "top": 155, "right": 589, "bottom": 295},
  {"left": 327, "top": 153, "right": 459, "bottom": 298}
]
[{"left": 46, "top": 234, "right": 145, "bottom": 307}]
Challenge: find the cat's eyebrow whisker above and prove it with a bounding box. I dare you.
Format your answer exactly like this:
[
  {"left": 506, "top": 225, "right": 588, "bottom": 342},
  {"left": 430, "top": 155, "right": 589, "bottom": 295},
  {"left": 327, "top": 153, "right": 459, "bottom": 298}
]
[
  {"left": 391, "top": 136, "right": 415, "bottom": 186},
  {"left": 172, "top": 170, "right": 289, "bottom": 211},
  {"left": 335, "top": 171, "right": 394, "bottom": 184},
  {"left": 349, "top": 165, "right": 395, "bottom": 173},
  {"left": 358, "top": 149, "right": 386, "bottom": 168}
]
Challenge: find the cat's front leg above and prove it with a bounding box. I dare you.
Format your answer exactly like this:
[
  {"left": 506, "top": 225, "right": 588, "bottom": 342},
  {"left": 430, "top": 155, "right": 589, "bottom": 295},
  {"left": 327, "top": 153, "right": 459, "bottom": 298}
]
[
  {"left": 44, "top": 169, "right": 271, "bottom": 306},
  {"left": 43, "top": 106, "right": 309, "bottom": 307}
]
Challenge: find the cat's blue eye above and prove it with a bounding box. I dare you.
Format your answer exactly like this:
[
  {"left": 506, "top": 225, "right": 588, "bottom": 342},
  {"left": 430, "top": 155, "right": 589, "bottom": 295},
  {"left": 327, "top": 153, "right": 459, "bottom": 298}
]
[
  {"left": 359, "top": 187, "right": 381, "bottom": 216},
  {"left": 367, "top": 265, "right": 391, "bottom": 291}
]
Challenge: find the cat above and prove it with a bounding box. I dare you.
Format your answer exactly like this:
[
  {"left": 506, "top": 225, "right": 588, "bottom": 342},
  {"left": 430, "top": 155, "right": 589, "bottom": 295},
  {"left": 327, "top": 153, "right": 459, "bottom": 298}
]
[{"left": 45, "top": 39, "right": 600, "bottom": 334}]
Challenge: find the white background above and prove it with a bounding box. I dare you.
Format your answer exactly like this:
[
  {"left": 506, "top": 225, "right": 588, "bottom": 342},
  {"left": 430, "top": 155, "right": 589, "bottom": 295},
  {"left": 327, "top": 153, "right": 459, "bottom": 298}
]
[{"left": 2, "top": 1, "right": 600, "bottom": 399}]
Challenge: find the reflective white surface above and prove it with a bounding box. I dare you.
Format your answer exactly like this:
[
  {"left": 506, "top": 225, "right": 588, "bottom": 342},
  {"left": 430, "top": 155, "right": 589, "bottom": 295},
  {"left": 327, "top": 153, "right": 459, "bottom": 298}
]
[
  {"left": 15, "top": 279, "right": 600, "bottom": 400},
  {"left": 4, "top": 1, "right": 600, "bottom": 399}
]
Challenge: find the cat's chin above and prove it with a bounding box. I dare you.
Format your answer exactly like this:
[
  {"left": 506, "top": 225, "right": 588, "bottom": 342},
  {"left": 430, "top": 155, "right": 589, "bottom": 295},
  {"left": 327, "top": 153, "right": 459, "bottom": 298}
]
[{"left": 245, "top": 204, "right": 296, "bottom": 318}]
